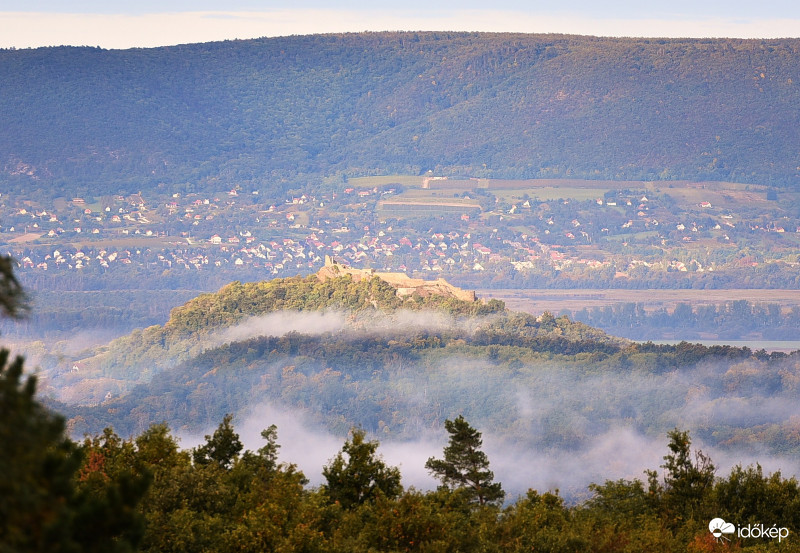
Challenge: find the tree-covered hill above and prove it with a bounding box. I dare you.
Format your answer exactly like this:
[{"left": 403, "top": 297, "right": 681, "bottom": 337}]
[
  {"left": 2, "top": 32, "right": 800, "bottom": 197},
  {"left": 49, "top": 272, "right": 608, "bottom": 400},
  {"left": 35, "top": 269, "right": 800, "bottom": 485}
]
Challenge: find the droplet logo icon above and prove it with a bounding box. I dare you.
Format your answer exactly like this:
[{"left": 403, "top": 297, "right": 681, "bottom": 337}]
[{"left": 709, "top": 518, "right": 736, "bottom": 542}]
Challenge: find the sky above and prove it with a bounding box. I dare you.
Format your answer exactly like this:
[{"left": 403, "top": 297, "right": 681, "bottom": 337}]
[{"left": 1, "top": 0, "right": 799, "bottom": 49}]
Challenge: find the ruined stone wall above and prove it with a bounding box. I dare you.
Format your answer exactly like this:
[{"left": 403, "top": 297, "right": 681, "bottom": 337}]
[{"left": 318, "top": 256, "right": 475, "bottom": 302}]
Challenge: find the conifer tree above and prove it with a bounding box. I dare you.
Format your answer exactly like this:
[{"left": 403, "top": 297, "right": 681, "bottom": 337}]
[
  {"left": 426, "top": 415, "right": 504, "bottom": 505},
  {"left": 0, "top": 255, "right": 26, "bottom": 319},
  {"left": 0, "top": 259, "right": 147, "bottom": 552},
  {"left": 0, "top": 350, "right": 83, "bottom": 550}
]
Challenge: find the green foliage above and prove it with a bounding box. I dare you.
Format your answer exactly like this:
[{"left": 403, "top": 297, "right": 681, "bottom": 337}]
[
  {"left": 130, "top": 417, "right": 312, "bottom": 553},
  {"left": 165, "top": 274, "right": 493, "bottom": 334},
  {"left": 192, "top": 413, "right": 243, "bottom": 469},
  {"left": 322, "top": 428, "right": 402, "bottom": 509},
  {"left": 581, "top": 431, "right": 800, "bottom": 551},
  {"left": 0, "top": 255, "right": 27, "bottom": 319},
  {"left": 250, "top": 424, "right": 281, "bottom": 473},
  {"left": 0, "top": 350, "right": 148, "bottom": 552},
  {"left": 586, "top": 478, "right": 655, "bottom": 522},
  {"left": 495, "top": 490, "right": 588, "bottom": 552},
  {"left": 473, "top": 310, "right": 622, "bottom": 354},
  {"left": 67, "top": 268, "right": 800, "bottom": 458},
  {"left": 73, "top": 430, "right": 152, "bottom": 553},
  {"left": 713, "top": 464, "right": 800, "bottom": 533},
  {"left": 14, "top": 391, "right": 800, "bottom": 553},
  {"left": 0, "top": 349, "right": 82, "bottom": 551},
  {"left": 2, "top": 33, "right": 800, "bottom": 198},
  {"left": 426, "top": 415, "right": 505, "bottom": 505},
  {"left": 655, "top": 429, "right": 716, "bottom": 524},
  {"left": 55, "top": 272, "right": 800, "bottom": 485},
  {"left": 88, "top": 273, "right": 509, "bottom": 384}
]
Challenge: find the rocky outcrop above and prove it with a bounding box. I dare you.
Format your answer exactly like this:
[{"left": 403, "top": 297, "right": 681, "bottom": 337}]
[{"left": 317, "top": 256, "right": 476, "bottom": 302}]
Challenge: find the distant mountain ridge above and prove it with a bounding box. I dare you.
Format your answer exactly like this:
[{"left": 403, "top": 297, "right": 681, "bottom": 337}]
[{"left": 2, "top": 32, "right": 799, "bottom": 196}]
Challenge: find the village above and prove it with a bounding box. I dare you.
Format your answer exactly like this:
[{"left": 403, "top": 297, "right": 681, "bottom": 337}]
[{"left": 1, "top": 180, "right": 799, "bottom": 289}]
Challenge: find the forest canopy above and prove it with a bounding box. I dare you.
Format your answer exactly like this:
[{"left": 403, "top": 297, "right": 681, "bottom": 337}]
[{"left": 2, "top": 33, "right": 800, "bottom": 197}]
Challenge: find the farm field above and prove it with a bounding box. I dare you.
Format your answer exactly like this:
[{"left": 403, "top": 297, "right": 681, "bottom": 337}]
[{"left": 352, "top": 175, "right": 788, "bottom": 206}]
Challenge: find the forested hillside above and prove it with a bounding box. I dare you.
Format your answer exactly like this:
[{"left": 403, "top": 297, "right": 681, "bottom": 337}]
[
  {"left": 42, "top": 272, "right": 602, "bottom": 405},
  {"left": 26, "top": 270, "right": 797, "bottom": 504},
  {"left": 6, "top": 256, "right": 800, "bottom": 549},
  {"left": 9, "top": 346, "right": 800, "bottom": 552},
  {"left": 2, "top": 32, "right": 800, "bottom": 196}
]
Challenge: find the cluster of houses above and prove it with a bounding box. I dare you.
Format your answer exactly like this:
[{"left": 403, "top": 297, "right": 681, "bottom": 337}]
[
  {"left": 10, "top": 227, "right": 546, "bottom": 276},
  {"left": 0, "top": 188, "right": 545, "bottom": 277},
  {"left": 2, "top": 186, "right": 798, "bottom": 280}
]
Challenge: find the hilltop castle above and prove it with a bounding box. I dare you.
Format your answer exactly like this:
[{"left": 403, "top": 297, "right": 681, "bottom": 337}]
[{"left": 317, "top": 256, "right": 476, "bottom": 302}]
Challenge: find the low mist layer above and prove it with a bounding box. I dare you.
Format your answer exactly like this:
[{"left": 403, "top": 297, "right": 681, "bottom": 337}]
[
  {"left": 98, "top": 317, "right": 800, "bottom": 497},
  {"left": 54, "top": 280, "right": 800, "bottom": 499}
]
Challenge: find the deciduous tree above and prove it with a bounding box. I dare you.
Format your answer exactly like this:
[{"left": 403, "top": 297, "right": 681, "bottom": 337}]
[
  {"left": 322, "top": 428, "right": 402, "bottom": 509},
  {"left": 192, "top": 413, "right": 243, "bottom": 469}
]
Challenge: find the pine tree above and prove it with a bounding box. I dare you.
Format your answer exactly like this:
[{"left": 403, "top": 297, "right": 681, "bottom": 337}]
[
  {"left": 0, "top": 255, "right": 27, "bottom": 318},
  {"left": 0, "top": 350, "right": 83, "bottom": 551},
  {"left": 426, "top": 415, "right": 504, "bottom": 505}
]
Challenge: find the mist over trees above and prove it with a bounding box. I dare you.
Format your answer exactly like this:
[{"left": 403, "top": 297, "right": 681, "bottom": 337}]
[
  {"left": 5, "top": 251, "right": 800, "bottom": 549},
  {"left": 5, "top": 26, "right": 800, "bottom": 552},
  {"left": 8, "top": 379, "right": 800, "bottom": 552},
  {"left": 47, "top": 273, "right": 800, "bottom": 491}
]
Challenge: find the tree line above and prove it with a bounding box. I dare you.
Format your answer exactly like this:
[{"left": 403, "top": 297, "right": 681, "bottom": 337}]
[
  {"left": 6, "top": 354, "right": 800, "bottom": 552},
  {"left": 569, "top": 300, "right": 800, "bottom": 340}
]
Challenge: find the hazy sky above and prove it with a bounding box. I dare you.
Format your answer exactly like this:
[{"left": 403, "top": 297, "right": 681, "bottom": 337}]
[{"left": 1, "top": 0, "right": 799, "bottom": 49}]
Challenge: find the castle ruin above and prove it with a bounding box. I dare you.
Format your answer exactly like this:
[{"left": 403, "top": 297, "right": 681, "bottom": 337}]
[{"left": 317, "top": 256, "right": 476, "bottom": 302}]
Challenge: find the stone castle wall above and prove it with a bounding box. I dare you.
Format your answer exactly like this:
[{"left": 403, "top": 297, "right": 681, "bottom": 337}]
[{"left": 317, "top": 256, "right": 476, "bottom": 302}]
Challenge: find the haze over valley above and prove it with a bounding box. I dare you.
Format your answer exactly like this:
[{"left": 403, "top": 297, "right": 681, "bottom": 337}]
[{"left": 3, "top": 29, "right": 800, "bottom": 552}]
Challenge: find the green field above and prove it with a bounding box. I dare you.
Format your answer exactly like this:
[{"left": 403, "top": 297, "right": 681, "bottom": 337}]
[
  {"left": 348, "top": 175, "right": 427, "bottom": 188},
  {"left": 350, "top": 176, "right": 783, "bottom": 206}
]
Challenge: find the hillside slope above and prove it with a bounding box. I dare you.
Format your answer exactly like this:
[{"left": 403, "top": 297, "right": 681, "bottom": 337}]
[
  {"left": 52, "top": 269, "right": 606, "bottom": 401},
  {"left": 2, "top": 32, "right": 799, "bottom": 196},
  {"left": 36, "top": 270, "right": 800, "bottom": 476}
]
